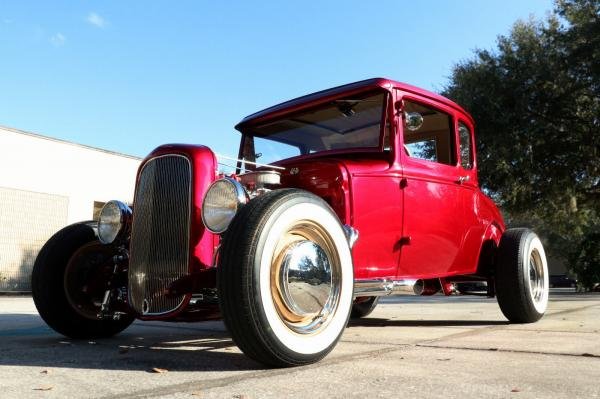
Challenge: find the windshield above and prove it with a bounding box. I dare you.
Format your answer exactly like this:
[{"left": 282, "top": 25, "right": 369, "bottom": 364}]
[{"left": 240, "top": 92, "right": 388, "bottom": 167}]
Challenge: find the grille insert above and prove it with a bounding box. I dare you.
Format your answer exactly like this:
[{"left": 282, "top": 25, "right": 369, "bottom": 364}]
[{"left": 128, "top": 155, "right": 191, "bottom": 315}]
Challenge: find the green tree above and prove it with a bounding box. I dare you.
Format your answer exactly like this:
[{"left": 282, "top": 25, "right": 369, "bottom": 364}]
[{"left": 443, "top": 0, "right": 599, "bottom": 289}]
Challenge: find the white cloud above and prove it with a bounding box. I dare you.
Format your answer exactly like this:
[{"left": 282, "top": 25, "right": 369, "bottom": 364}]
[
  {"left": 87, "top": 12, "right": 106, "bottom": 28},
  {"left": 50, "top": 33, "right": 66, "bottom": 46}
]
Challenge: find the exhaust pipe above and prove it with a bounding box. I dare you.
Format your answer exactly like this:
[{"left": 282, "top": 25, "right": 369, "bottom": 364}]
[
  {"left": 354, "top": 278, "right": 440, "bottom": 298},
  {"left": 412, "top": 279, "right": 441, "bottom": 296},
  {"left": 353, "top": 279, "right": 417, "bottom": 297}
]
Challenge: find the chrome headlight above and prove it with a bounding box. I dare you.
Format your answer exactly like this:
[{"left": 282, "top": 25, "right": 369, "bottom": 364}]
[
  {"left": 98, "top": 200, "right": 132, "bottom": 244},
  {"left": 202, "top": 177, "right": 247, "bottom": 234}
]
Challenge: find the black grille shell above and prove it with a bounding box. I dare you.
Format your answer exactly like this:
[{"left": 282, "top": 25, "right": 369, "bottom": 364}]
[{"left": 128, "top": 155, "right": 191, "bottom": 315}]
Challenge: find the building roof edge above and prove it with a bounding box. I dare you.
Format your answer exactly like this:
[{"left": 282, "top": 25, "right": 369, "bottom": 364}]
[{"left": 0, "top": 124, "right": 142, "bottom": 161}]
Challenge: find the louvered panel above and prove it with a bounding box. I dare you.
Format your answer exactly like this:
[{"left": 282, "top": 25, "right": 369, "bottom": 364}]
[{"left": 128, "top": 155, "right": 191, "bottom": 315}]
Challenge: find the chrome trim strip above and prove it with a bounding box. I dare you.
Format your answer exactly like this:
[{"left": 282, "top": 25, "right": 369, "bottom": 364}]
[
  {"left": 353, "top": 278, "right": 418, "bottom": 297},
  {"left": 343, "top": 225, "right": 359, "bottom": 249},
  {"left": 224, "top": 176, "right": 249, "bottom": 206},
  {"left": 211, "top": 244, "right": 221, "bottom": 268},
  {"left": 215, "top": 153, "right": 286, "bottom": 170}
]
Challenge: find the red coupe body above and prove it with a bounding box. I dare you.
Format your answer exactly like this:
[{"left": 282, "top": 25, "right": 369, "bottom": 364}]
[{"left": 131, "top": 78, "right": 505, "bottom": 321}]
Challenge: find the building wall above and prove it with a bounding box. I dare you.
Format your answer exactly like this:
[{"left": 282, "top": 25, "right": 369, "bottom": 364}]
[
  {"left": 0, "top": 126, "right": 141, "bottom": 291},
  {"left": 0, "top": 188, "right": 69, "bottom": 291}
]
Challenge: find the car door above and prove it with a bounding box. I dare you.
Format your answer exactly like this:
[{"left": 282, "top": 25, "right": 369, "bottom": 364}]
[
  {"left": 396, "top": 93, "right": 470, "bottom": 278},
  {"left": 452, "top": 119, "right": 486, "bottom": 274}
]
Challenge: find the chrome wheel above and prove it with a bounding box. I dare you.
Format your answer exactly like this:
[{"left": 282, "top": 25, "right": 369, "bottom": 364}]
[
  {"left": 270, "top": 223, "right": 342, "bottom": 334},
  {"left": 528, "top": 248, "right": 546, "bottom": 306}
]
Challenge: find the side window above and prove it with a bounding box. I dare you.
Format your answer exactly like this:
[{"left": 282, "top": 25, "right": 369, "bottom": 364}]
[
  {"left": 458, "top": 122, "right": 473, "bottom": 169},
  {"left": 402, "top": 101, "right": 455, "bottom": 166}
]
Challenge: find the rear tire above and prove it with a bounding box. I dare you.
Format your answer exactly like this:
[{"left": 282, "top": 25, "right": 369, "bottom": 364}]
[
  {"left": 495, "top": 228, "right": 549, "bottom": 323},
  {"left": 218, "top": 189, "right": 354, "bottom": 367},
  {"left": 351, "top": 297, "right": 379, "bottom": 318},
  {"left": 32, "top": 222, "right": 134, "bottom": 338}
]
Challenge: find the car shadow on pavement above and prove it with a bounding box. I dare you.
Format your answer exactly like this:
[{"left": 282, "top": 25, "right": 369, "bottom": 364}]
[
  {"left": 0, "top": 314, "right": 264, "bottom": 372},
  {"left": 348, "top": 318, "right": 509, "bottom": 327}
]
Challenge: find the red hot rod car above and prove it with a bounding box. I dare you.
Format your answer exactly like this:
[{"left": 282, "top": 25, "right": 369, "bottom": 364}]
[{"left": 32, "top": 78, "right": 549, "bottom": 367}]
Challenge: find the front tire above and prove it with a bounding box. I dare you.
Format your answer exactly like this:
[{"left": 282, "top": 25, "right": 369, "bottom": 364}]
[
  {"left": 495, "top": 228, "right": 549, "bottom": 323},
  {"left": 218, "top": 189, "right": 354, "bottom": 367},
  {"left": 32, "top": 222, "right": 134, "bottom": 338}
]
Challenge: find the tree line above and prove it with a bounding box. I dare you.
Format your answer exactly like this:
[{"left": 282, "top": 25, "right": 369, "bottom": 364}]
[{"left": 443, "top": 0, "right": 599, "bottom": 289}]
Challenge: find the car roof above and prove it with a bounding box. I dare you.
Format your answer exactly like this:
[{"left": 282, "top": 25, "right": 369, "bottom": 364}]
[{"left": 235, "top": 77, "right": 473, "bottom": 131}]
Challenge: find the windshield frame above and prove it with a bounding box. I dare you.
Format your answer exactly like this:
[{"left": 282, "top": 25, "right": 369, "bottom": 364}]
[{"left": 236, "top": 89, "right": 391, "bottom": 171}]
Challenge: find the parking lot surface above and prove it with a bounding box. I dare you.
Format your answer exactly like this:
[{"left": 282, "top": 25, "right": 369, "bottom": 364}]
[{"left": 1, "top": 291, "right": 599, "bottom": 398}]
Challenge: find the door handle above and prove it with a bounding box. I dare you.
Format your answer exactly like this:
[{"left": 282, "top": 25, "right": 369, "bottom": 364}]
[{"left": 457, "top": 175, "right": 470, "bottom": 184}]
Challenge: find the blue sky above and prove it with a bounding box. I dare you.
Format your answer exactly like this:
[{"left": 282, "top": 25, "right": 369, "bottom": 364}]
[{"left": 1, "top": 1, "right": 554, "bottom": 158}]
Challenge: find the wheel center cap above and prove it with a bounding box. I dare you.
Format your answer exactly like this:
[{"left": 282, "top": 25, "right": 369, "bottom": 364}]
[{"left": 279, "top": 240, "right": 333, "bottom": 317}]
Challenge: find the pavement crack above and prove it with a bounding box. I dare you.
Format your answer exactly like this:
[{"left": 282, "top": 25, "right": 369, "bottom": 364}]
[
  {"left": 504, "top": 328, "right": 599, "bottom": 334},
  {"left": 416, "top": 343, "right": 600, "bottom": 360},
  {"left": 546, "top": 303, "right": 600, "bottom": 317},
  {"left": 416, "top": 302, "right": 600, "bottom": 346},
  {"left": 97, "top": 346, "right": 404, "bottom": 399},
  {"left": 340, "top": 339, "right": 411, "bottom": 347}
]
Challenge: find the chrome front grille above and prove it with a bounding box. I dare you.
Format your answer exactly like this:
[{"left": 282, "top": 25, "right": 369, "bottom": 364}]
[{"left": 129, "top": 155, "right": 191, "bottom": 315}]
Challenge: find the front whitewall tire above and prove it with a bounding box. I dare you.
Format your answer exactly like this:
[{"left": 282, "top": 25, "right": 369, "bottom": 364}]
[
  {"left": 218, "top": 189, "right": 354, "bottom": 367},
  {"left": 258, "top": 202, "right": 354, "bottom": 355}
]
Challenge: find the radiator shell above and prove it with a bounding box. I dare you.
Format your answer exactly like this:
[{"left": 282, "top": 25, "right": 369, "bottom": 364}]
[{"left": 128, "top": 144, "right": 217, "bottom": 318}]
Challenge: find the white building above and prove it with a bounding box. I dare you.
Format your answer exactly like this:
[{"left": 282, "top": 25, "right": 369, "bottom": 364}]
[{"left": 0, "top": 125, "right": 141, "bottom": 292}]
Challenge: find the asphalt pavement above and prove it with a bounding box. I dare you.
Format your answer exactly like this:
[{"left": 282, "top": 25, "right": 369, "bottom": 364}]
[{"left": 0, "top": 290, "right": 598, "bottom": 398}]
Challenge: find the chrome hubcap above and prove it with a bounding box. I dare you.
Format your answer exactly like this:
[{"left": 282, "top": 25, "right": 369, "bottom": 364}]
[
  {"left": 528, "top": 248, "right": 545, "bottom": 304},
  {"left": 270, "top": 222, "right": 341, "bottom": 334},
  {"left": 279, "top": 240, "right": 333, "bottom": 316}
]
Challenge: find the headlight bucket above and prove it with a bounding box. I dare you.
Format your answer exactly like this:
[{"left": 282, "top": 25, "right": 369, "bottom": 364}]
[
  {"left": 98, "top": 200, "right": 132, "bottom": 244},
  {"left": 202, "top": 177, "right": 248, "bottom": 234}
]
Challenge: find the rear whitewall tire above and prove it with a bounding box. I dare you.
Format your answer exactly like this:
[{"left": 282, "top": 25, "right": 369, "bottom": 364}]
[
  {"left": 496, "top": 228, "right": 549, "bottom": 323},
  {"left": 527, "top": 236, "right": 549, "bottom": 314}
]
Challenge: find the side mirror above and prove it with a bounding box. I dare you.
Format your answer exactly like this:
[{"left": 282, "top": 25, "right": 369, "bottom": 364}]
[{"left": 404, "top": 112, "right": 423, "bottom": 131}]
